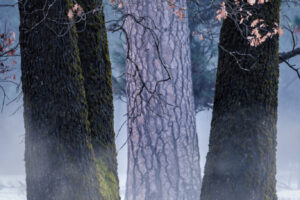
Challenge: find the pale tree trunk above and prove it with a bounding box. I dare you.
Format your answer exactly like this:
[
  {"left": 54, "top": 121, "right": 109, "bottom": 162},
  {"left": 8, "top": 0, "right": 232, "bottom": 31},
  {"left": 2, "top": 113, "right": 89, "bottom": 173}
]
[{"left": 124, "top": 1, "right": 201, "bottom": 200}]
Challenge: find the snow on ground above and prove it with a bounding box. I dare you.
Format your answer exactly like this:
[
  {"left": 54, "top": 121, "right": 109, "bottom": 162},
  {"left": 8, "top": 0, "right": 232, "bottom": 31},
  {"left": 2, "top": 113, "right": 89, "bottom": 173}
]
[
  {"left": 0, "top": 176, "right": 25, "bottom": 200},
  {"left": 0, "top": 175, "right": 124, "bottom": 200},
  {"left": 1, "top": 175, "right": 300, "bottom": 200},
  {"left": 278, "top": 189, "right": 300, "bottom": 200}
]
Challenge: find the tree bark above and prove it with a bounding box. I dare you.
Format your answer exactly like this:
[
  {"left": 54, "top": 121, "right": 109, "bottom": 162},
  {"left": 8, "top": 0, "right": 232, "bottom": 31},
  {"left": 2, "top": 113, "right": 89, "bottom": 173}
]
[
  {"left": 19, "top": 1, "right": 101, "bottom": 199},
  {"left": 201, "top": 1, "right": 281, "bottom": 200},
  {"left": 76, "top": 0, "right": 120, "bottom": 199},
  {"left": 124, "top": 0, "right": 201, "bottom": 199}
]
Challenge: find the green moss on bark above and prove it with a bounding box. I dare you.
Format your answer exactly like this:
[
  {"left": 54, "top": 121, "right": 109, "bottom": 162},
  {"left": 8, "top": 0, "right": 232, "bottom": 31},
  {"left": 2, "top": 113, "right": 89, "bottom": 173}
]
[
  {"left": 75, "top": 0, "right": 120, "bottom": 199},
  {"left": 96, "top": 159, "right": 119, "bottom": 199}
]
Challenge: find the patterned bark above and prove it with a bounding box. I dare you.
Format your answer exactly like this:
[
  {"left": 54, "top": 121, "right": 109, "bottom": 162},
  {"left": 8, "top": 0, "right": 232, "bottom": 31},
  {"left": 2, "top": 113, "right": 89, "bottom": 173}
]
[
  {"left": 124, "top": 1, "right": 201, "bottom": 199},
  {"left": 19, "top": 1, "right": 101, "bottom": 199},
  {"left": 76, "top": 1, "right": 120, "bottom": 199},
  {"left": 201, "top": 1, "right": 281, "bottom": 200}
]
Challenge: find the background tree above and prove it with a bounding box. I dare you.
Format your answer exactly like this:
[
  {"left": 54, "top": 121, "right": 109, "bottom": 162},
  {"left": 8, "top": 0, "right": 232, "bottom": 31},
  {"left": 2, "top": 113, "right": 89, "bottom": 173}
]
[
  {"left": 187, "top": 0, "right": 219, "bottom": 112},
  {"left": 201, "top": 1, "right": 281, "bottom": 199}
]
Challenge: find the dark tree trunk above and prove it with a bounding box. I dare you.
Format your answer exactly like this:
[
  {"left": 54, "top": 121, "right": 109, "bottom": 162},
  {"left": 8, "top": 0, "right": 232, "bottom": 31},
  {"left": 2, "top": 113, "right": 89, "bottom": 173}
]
[
  {"left": 201, "top": 1, "right": 281, "bottom": 200},
  {"left": 124, "top": 0, "right": 201, "bottom": 199},
  {"left": 19, "top": 1, "right": 101, "bottom": 199},
  {"left": 76, "top": 0, "right": 120, "bottom": 199}
]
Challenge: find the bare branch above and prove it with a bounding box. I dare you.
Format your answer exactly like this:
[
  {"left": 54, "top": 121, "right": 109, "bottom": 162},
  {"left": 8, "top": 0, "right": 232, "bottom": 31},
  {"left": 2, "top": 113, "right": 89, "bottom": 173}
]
[
  {"left": 279, "top": 48, "right": 300, "bottom": 63},
  {"left": 280, "top": 58, "right": 300, "bottom": 79},
  {"left": 0, "top": 3, "right": 17, "bottom": 7}
]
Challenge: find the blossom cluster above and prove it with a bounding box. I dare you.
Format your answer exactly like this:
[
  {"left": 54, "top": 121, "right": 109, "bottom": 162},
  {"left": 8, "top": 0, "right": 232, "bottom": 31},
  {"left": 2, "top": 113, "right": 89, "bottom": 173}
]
[
  {"left": 216, "top": 0, "right": 282, "bottom": 47},
  {"left": 0, "top": 31, "right": 17, "bottom": 80}
]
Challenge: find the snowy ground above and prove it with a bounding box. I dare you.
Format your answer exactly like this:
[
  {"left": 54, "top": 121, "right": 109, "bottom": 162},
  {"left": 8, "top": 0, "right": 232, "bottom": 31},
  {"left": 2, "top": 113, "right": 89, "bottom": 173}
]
[
  {"left": 0, "top": 176, "right": 25, "bottom": 200},
  {"left": 0, "top": 175, "right": 125, "bottom": 200},
  {"left": 1, "top": 175, "right": 300, "bottom": 200},
  {"left": 278, "top": 189, "right": 300, "bottom": 200}
]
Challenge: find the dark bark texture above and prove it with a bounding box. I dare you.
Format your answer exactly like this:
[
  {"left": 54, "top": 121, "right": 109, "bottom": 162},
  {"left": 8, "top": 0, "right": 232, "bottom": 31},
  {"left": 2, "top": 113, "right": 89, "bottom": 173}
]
[
  {"left": 76, "top": 0, "right": 120, "bottom": 199},
  {"left": 201, "top": 1, "right": 281, "bottom": 200},
  {"left": 19, "top": 1, "right": 101, "bottom": 199},
  {"left": 124, "top": 0, "right": 201, "bottom": 199}
]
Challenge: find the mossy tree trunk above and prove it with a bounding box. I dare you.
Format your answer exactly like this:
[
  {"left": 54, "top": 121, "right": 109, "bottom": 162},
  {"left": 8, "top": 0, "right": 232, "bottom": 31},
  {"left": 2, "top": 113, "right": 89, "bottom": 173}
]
[
  {"left": 75, "top": 0, "right": 120, "bottom": 199},
  {"left": 19, "top": 1, "right": 101, "bottom": 199},
  {"left": 201, "top": 1, "right": 281, "bottom": 200},
  {"left": 124, "top": 0, "right": 201, "bottom": 199}
]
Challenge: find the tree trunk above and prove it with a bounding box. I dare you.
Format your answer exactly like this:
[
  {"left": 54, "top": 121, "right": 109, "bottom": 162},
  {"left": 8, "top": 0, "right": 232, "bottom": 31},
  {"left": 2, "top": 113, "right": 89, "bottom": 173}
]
[
  {"left": 76, "top": 0, "right": 120, "bottom": 199},
  {"left": 19, "top": 1, "right": 101, "bottom": 199},
  {"left": 124, "top": 1, "right": 201, "bottom": 199},
  {"left": 201, "top": 1, "right": 281, "bottom": 200}
]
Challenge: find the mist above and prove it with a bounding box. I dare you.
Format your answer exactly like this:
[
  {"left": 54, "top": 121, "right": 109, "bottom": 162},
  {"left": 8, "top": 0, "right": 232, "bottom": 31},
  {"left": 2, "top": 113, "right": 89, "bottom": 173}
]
[
  {"left": 0, "top": 65, "right": 299, "bottom": 200},
  {"left": 0, "top": 1, "right": 300, "bottom": 200}
]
